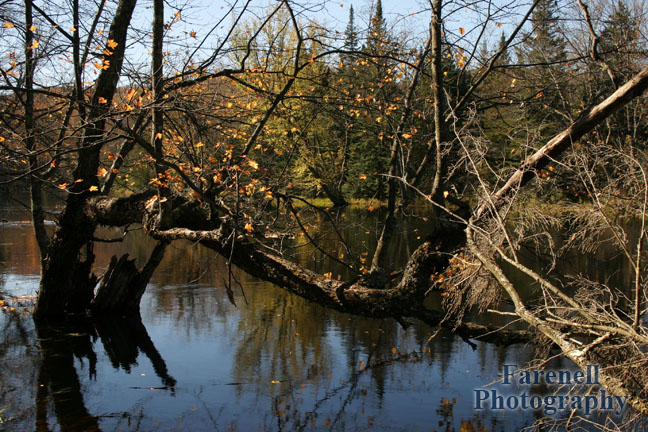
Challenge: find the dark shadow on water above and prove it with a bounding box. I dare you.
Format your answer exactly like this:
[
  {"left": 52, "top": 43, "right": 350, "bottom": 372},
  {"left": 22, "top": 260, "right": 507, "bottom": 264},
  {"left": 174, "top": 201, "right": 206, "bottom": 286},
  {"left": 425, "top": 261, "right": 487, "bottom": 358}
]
[{"left": 34, "top": 315, "right": 175, "bottom": 431}]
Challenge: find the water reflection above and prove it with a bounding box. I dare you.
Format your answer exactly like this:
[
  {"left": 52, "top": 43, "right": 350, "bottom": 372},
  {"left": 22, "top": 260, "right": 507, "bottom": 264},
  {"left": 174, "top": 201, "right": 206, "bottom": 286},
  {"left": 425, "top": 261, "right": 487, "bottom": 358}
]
[{"left": 1, "top": 196, "right": 628, "bottom": 431}]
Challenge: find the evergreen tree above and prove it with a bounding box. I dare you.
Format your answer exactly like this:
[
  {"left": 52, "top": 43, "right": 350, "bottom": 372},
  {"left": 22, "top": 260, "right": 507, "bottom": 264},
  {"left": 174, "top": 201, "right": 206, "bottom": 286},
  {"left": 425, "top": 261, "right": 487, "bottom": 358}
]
[
  {"left": 517, "top": 0, "right": 569, "bottom": 140},
  {"left": 344, "top": 5, "right": 358, "bottom": 54}
]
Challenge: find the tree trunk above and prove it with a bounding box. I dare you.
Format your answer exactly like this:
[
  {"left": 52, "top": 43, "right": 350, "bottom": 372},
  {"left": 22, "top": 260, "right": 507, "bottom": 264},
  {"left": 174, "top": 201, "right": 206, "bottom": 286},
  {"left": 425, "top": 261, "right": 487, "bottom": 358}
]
[
  {"left": 34, "top": 0, "right": 138, "bottom": 321},
  {"left": 92, "top": 241, "right": 168, "bottom": 315}
]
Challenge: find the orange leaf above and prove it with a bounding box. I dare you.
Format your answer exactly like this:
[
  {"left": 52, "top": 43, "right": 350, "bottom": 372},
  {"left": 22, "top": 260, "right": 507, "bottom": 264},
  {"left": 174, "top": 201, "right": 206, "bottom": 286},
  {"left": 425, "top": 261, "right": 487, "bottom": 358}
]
[
  {"left": 107, "top": 39, "right": 118, "bottom": 49},
  {"left": 244, "top": 223, "right": 254, "bottom": 233},
  {"left": 57, "top": 182, "right": 68, "bottom": 190},
  {"left": 459, "top": 27, "right": 465, "bottom": 35},
  {"left": 98, "top": 96, "right": 107, "bottom": 104},
  {"left": 88, "top": 185, "right": 98, "bottom": 192},
  {"left": 4, "top": 22, "right": 14, "bottom": 28}
]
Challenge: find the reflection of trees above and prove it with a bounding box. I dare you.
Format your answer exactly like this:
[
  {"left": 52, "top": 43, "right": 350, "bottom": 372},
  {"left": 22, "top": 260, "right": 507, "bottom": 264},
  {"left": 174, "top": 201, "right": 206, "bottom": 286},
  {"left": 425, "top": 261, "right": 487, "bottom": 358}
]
[
  {"left": 0, "top": 310, "right": 174, "bottom": 431},
  {"left": 230, "top": 286, "right": 333, "bottom": 394}
]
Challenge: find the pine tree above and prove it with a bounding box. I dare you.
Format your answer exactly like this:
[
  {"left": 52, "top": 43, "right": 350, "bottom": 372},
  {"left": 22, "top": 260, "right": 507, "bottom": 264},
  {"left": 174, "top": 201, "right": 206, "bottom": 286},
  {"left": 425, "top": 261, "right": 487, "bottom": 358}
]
[
  {"left": 517, "top": 0, "right": 569, "bottom": 140},
  {"left": 344, "top": 5, "right": 358, "bottom": 54}
]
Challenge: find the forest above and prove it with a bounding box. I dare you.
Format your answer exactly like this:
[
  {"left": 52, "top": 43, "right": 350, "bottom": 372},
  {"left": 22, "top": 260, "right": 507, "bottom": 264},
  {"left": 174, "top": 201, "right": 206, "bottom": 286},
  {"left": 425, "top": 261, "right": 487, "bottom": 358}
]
[{"left": 1, "top": 0, "right": 648, "bottom": 429}]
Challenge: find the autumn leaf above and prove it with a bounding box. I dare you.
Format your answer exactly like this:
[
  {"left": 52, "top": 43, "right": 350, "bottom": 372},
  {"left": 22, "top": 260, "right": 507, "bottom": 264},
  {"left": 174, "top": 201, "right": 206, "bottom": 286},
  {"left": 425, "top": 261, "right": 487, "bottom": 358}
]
[
  {"left": 126, "top": 88, "right": 136, "bottom": 100},
  {"left": 367, "top": 204, "right": 375, "bottom": 212},
  {"left": 107, "top": 152, "right": 116, "bottom": 160},
  {"left": 190, "top": 30, "right": 197, "bottom": 38},
  {"left": 247, "top": 160, "right": 259, "bottom": 170},
  {"left": 244, "top": 223, "right": 254, "bottom": 233},
  {"left": 106, "top": 39, "right": 118, "bottom": 49},
  {"left": 88, "top": 185, "right": 98, "bottom": 192},
  {"left": 29, "top": 25, "right": 36, "bottom": 31},
  {"left": 97, "top": 97, "right": 107, "bottom": 104},
  {"left": 271, "top": 380, "right": 280, "bottom": 384},
  {"left": 359, "top": 173, "right": 367, "bottom": 180},
  {"left": 459, "top": 27, "right": 465, "bottom": 35},
  {"left": 97, "top": 167, "right": 108, "bottom": 177},
  {"left": 535, "top": 91, "right": 543, "bottom": 98},
  {"left": 4, "top": 22, "right": 14, "bottom": 28},
  {"left": 70, "top": 27, "right": 76, "bottom": 32},
  {"left": 58, "top": 183, "right": 68, "bottom": 190}
]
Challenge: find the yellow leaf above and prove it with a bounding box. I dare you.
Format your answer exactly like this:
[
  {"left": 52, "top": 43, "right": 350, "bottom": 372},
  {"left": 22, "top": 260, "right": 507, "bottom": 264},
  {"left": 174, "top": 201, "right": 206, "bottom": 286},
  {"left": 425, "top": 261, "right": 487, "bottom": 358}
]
[
  {"left": 248, "top": 160, "right": 259, "bottom": 170},
  {"left": 443, "top": 190, "right": 449, "bottom": 199},
  {"left": 271, "top": 380, "right": 280, "bottom": 384},
  {"left": 244, "top": 223, "right": 254, "bottom": 233},
  {"left": 70, "top": 27, "right": 76, "bottom": 32},
  {"left": 4, "top": 22, "right": 14, "bottom": 28},
  {"left": 97, "top": 168, "right": 108, "bottom": 176},
  {"left": 359, "top": 173, "right": 367, "bottom": 180},
  {"left": 29, "top": 25, "right": 36, "bottom": 31},
  {"left": 107, "top": 39, "right": 118, "bottom": 49},
  {"left": 89, "top": 185, "right": 98, "bottom": 192},
  {"left": 58, "top": 183, "right": 68, "bottom": 190},
  {"left": 155, "top": 132, "right": 163, "bottom": 140},
  {"left": 323, "top": 272, "right": 332, "bottom": 278}
]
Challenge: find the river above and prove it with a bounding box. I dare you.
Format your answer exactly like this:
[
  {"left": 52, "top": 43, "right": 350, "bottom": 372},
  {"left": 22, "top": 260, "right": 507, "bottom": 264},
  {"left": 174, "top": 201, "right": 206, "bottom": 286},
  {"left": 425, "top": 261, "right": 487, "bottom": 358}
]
[{"left": 0, "top": 194, "right": 628, "bottom": 431}]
